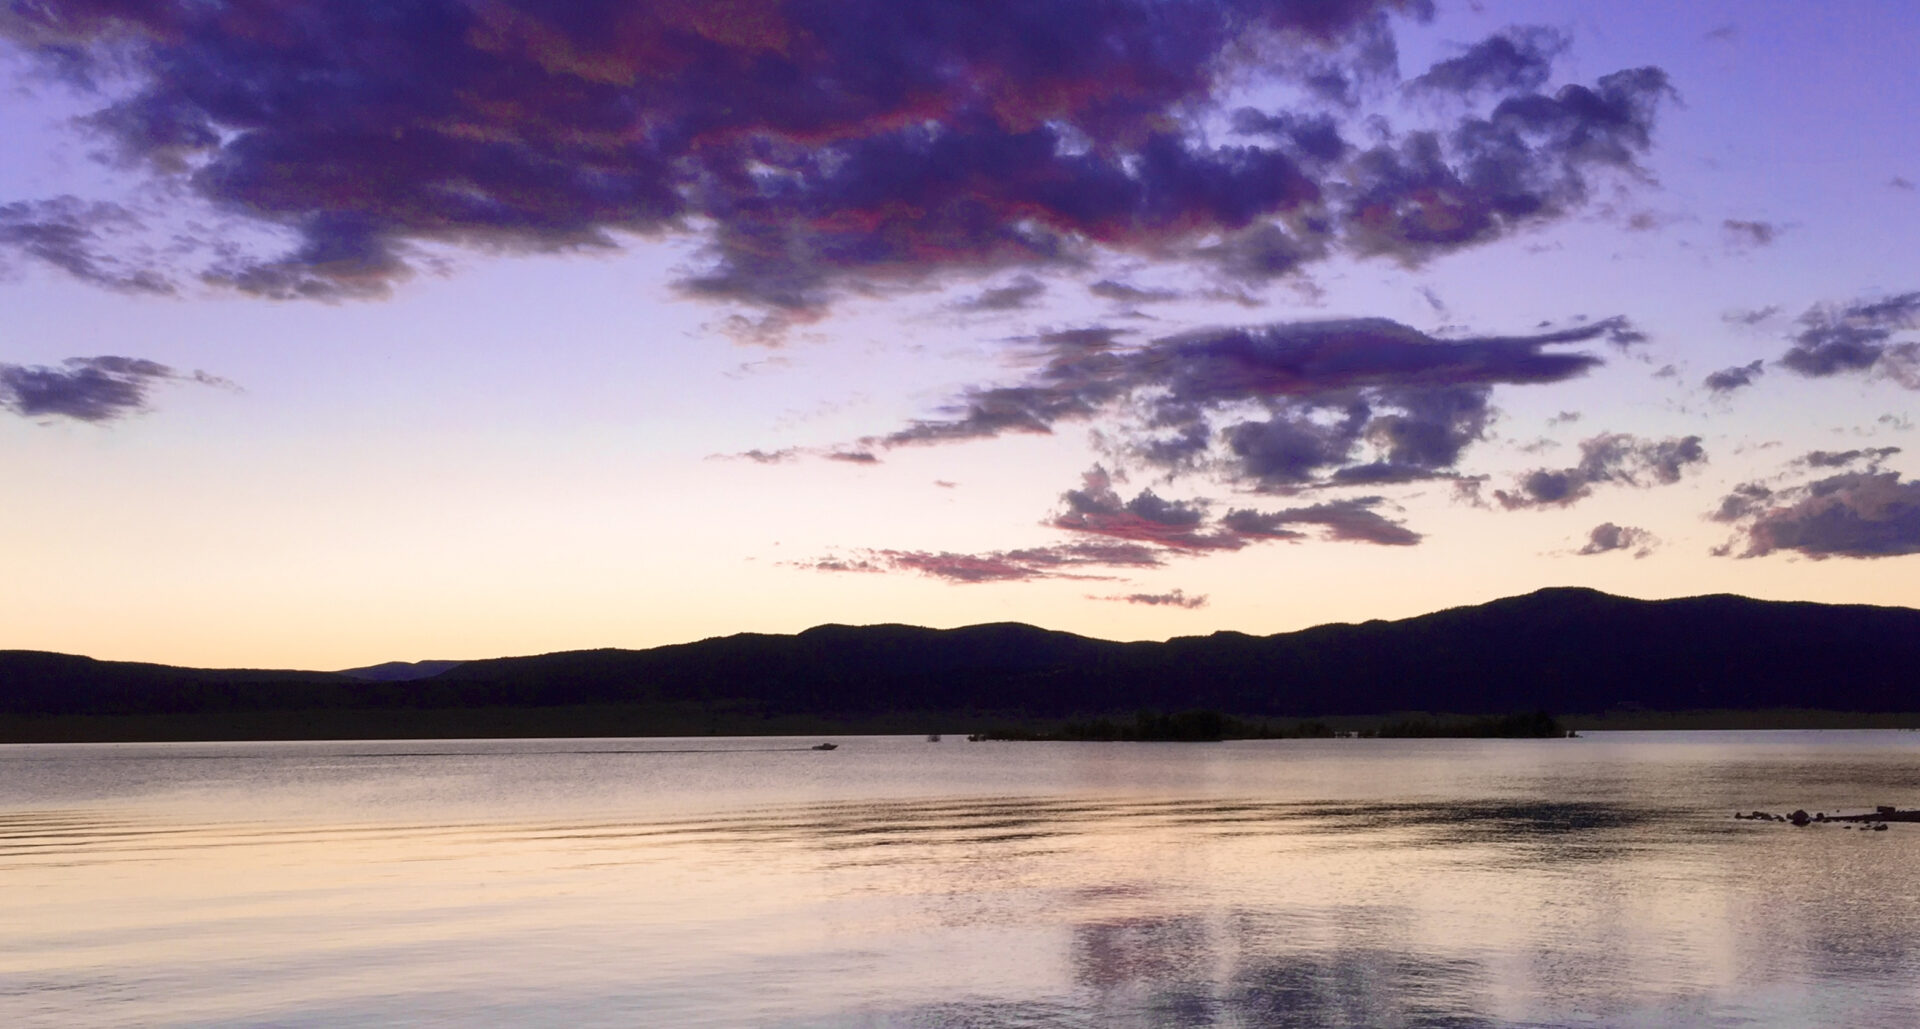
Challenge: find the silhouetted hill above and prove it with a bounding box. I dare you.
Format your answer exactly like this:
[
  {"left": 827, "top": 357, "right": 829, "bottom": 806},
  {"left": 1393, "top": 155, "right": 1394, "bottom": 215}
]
[
  {"left": 338, "top": 660, "right": 467, "bottom": 682},
  {"left": 0, "top": 651, "right": 354, "bottom": 716},
  {"left": 4, "top": 589, "right": 1918, "bottom": 729}
]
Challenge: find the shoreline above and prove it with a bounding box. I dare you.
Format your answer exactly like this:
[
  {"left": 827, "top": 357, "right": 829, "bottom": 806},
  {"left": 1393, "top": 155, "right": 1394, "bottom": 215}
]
[{"left": 5, "top": 706, "right": 1920, "bottom": 745}]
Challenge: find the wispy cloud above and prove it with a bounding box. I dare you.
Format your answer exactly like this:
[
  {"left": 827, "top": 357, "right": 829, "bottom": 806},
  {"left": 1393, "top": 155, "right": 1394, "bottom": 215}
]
[
  {"left": 1703, "top": 359, "right": 1765, "bottom": 394},
  {"left": 1224, "top": 497, "right": 1422, "bottom": 545},
  {"left": 1, "top": 356, "right": 228, "bottom": 422},
  {"left": 824, "top": 450, "right": 881, "bottom": 465},
  {"left": 1801, "top": 447, "right": 1901, "bottom": 469},
  {"left": 954, "top": 275, "right": 1047, "bottom": 313},
  {"left": 1779, "top": 291, "right": 1920, "bottom": 386},
  {"left": 1721, "top": 219, "right": 1781, "bottom": 250},
  {"left": 1093, "top": 589, "right": 1208, "bottom": 608},
  {"left": 1577, "top": 522, "right": 1654, "bottom": 557},
  {"left": 1494, "top": 432, "right": 1706, "bottom": 509},
  {"left": 1722, "top": 306, "right": 1781, "bottom": 327},
  {"left": 1088, "top": 279, "right": 1182, "bottom": 305},
  {"left": 716, "top": 446, "right": 881, "bottom": 465},
  {"left": 796, "top": 540, "right": 1164, "bottom": 584},
  {"left": 724, "top": 448, "right": 802, "bottom": 465},
  {"left": 0, "top": 198, "right": 175, "bottom": 295},
  {"left": 797, "top": 471, "right": 1426, "bottom": 586}
]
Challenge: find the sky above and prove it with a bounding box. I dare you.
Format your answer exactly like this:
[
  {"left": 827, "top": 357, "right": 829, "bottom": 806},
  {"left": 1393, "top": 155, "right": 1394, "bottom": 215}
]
[{"left": 3, "top": 0, "right": 1918, "bottom": 670}]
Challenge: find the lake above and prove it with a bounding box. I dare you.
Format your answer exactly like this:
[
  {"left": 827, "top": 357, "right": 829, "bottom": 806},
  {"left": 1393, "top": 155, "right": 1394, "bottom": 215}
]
[{"left": 4, "top": 731, "right": 1918, "bottom": 1027}]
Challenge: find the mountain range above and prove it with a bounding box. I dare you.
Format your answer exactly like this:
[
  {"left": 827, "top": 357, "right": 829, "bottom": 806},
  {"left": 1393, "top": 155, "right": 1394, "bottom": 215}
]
[{"left": 4, "top": 588, "right": 1917, "bottom": 739}]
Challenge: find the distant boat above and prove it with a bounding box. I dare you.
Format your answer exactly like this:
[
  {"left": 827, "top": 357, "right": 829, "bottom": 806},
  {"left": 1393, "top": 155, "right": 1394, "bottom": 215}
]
[
  {"left": 811, "top": 742, "right": 838, "bottom": 751},
  {"left": 927, "top": 733, "right": 941, "bottom": 742}
]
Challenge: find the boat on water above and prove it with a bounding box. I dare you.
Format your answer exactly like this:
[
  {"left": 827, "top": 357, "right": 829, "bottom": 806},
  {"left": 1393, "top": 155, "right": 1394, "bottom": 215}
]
[
  {"left": 927, "top": 733, "right": 941, "bottom": 742},
  {"left": 811, "top": 742, "right": 838, "bottom": 751}
]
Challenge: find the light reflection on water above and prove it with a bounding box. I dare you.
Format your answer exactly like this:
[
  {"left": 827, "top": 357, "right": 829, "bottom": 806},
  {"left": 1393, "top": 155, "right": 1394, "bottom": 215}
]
[{"left": 2, "top": 732, "right": 1919, "bottom": 1027}]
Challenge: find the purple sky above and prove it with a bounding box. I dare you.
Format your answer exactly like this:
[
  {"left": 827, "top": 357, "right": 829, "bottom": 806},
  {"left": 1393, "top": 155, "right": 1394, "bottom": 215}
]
[{"left": 3, "top": 0, "right": 1918, "bottom": 668}]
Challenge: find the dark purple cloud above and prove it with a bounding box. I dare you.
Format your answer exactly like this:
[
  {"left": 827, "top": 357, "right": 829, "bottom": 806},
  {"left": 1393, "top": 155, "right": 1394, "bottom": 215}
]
[
  {"left": 1210, "top": 382, "right": 1503, "bottom": 489},
  {"left": 878, "top": 381, "right": 1121, "bottom": 447},
  {"left": 1222, "top": 496, "right": 1420, "bottom": 545},
  {"left": 1703, "top": 359, "right": 1764, "bottom": 394},
  {"left": 870, "top": 314, "right": 1625, "bottom": 491},
  {"left": 1779, "top": 292, "right": 1920, "bottom": 386},
  {"left": 873, "top": 550, "right": 1061, "bottom": 584},
  {"left": 1221, "top": 403, "right": 1369, "bottom": 487},
  {"left": 1051, "top": 469, "right": 1430, "bottom": 552},
  {"left": 1148, "top": 317, "right": 1632, "bottom": 402},
  {"left": 1720, "top": 471, "right": 1920, "bottom": 559},
  {"left": 1228, "top": 108, "right": 1349, "bottom": 166},
  {"left": 211, "top": 212, "right": 413, "bottom": 301},
  {"left": 1802, "top": 447, "right": 1900, "bottom": 469},
  {"left": 1406, "top": 26, "right": 1567, "bottom": 99},
  {"left": 1709, "top": 481, "right": 1774, "bottom": 524},
  {"left": 1219, "top": 508, "right": 1308, "bottom": 541},
  {"left": 876, "top": 325, "right": 1133, "bottom": 447},
  {"left": 1, "top": 355, "right": 224, "bottom": 422},
  {"left": 1050, "top": 467, "right": 1246, "bottom": 550},
  {"left": 1, "top": 3, "right": 1670, "bottom": 319},
  {"left": 853, "top": 314, "right": 1636, "bottom": 512},
  {"left": 1189, "top": 222, "right": 1330, "bottom": 284},
  {"left": 1494, "top": 431, "right": 1706, "bottom": 508},
  {"left": 1339, "top": 66, "right": 1671, "bottom": 264},
  {"left": 1577, "top": 522, "right": 1653, "bottom": 557}
]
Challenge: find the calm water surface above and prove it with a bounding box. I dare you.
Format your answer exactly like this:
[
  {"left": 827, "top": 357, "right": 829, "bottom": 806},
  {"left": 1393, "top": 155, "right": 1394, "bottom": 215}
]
[{"left": 4, "top": 731, "right": 1918, "bottom": 1027}]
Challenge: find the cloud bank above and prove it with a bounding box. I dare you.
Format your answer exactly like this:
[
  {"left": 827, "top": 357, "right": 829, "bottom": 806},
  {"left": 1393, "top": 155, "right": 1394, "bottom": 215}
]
[{"left": 2, "top": 2, "right": 1669, "bottom": 322}]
